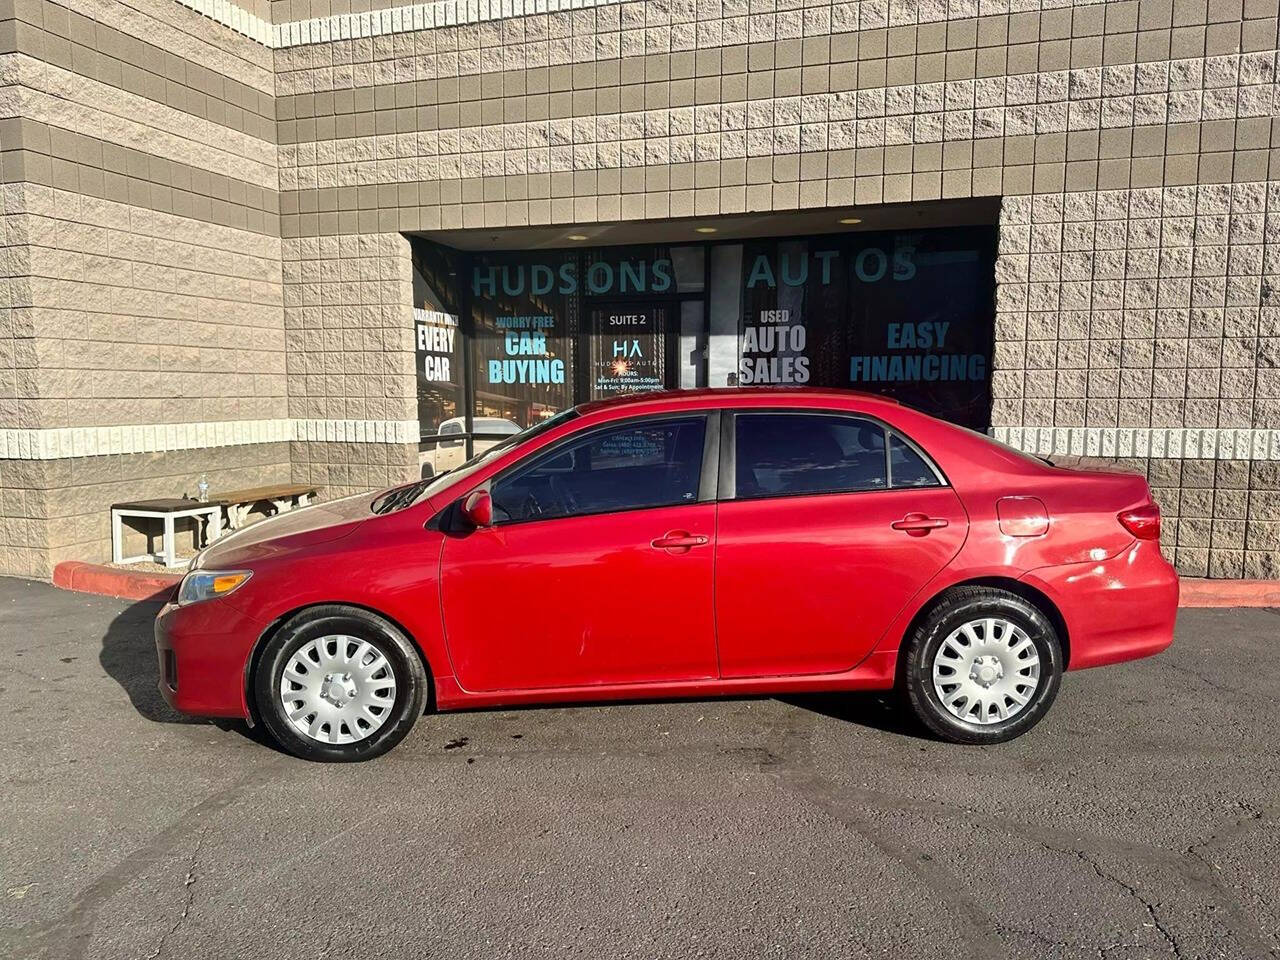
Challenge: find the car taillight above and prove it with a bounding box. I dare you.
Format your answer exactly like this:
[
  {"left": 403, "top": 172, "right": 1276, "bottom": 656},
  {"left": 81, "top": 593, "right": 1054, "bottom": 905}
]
[{"left": 1118, "top": 502, "right": 1161, "bottom": 540}]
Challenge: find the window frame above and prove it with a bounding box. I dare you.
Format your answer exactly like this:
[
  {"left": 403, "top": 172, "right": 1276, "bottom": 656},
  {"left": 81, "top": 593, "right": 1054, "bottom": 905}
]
[
  {"left": 480, "top": 410, "right": 722, "bottom": 527},
  {"left": 718, "top": 409, "right": 948, "bottom": 502}
]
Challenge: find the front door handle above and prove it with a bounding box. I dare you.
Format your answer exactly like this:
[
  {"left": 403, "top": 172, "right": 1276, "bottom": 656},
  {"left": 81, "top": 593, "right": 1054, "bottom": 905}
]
[
  {"left": 651, "top": 530, "right": 709, "bottom": 552},
  {"left": 892, "top": 513, "right": 949, "bottom": 536}
]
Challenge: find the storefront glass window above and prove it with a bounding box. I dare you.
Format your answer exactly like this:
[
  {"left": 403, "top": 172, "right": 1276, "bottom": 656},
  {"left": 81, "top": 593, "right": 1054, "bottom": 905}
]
[
  {"left": 735, "top": 227, "right": 995, "bottom": 430},
  {"left": 410, "top": 224, "right": 995, "bottom": 465},
  {"left": 412, "top": 243, "right": 467, "bottom": 478},
  {"left": 468, "top": 249, "right": 577, "bottom": 433}
]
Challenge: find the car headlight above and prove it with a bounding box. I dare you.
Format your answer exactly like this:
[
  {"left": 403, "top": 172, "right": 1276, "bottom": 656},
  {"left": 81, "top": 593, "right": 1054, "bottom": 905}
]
[{"left": 177, "top": 570, "right": 253, "bottom": 606}]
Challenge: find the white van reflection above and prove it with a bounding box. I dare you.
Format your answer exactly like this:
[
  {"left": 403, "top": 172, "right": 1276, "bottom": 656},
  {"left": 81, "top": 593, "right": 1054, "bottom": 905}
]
[{"left": 419, "top": 417, "right": 521, "bottom": 478}]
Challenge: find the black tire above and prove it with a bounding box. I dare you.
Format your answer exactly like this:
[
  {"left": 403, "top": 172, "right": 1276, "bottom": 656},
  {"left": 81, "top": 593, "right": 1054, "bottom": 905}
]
[
  {"left": 254, "top": 605, "right": 429, "bottom": 762},
  {"left": 902, "top": 586, "right": 1063, "bottom": 745}
]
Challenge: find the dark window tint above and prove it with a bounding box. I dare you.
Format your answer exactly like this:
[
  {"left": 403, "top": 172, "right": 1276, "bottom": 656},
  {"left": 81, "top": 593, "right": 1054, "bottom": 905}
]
[
  {"left": 889, "top": 433, "right": 940, "bottom": 488},
  {"left": 735, "top": 414, "right": 887, "bottom": 498},
  {"left": 492, "top": 417, "right": 706, "bottom": 522}
]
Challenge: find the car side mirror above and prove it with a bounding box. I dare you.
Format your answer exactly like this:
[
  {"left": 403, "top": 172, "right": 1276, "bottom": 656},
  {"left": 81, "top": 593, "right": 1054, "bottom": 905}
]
[{"left": 461, "top": 490, "right": 493, "bottom": 528}]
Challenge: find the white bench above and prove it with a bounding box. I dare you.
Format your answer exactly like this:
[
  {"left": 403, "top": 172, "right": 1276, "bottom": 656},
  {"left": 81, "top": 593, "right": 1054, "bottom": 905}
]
[{"left": 111, "top": 499, "right": 223, "bottom": 568}]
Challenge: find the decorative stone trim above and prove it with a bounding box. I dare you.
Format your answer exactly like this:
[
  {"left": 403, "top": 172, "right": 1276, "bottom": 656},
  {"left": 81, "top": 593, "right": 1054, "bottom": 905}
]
[
  {"left": 174, "top": 0, "right": 275, "bottom": 45},
  {"left": 0, "top": 419, "right": 418, "bottom": 460},
  {"left": 991, "top": 427, "right": 1280, "bottom": 462},
  {"left": 290, "top": 419, "right": 420, "bottom": 445},
  {"left": 174, "top": 0, "right": 626, "bottom": 49}
]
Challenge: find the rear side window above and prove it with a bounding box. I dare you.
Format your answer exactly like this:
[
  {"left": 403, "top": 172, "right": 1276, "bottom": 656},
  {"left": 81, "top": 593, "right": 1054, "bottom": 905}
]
[
  {"left": 492, "top": 416, "right": 706, "bottom": 523},
  {"left": 888, "top": 433, "right": 941, "bottom": 488},
  {"left": 735, "top": 414, "right": 887, "bottom": 498}
]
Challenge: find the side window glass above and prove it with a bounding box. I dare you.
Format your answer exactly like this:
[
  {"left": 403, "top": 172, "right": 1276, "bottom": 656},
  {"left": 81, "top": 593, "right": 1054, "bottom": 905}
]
[
  {"left": 889, "top": 433, "right": 941, "bottom": 488},
  {"left": 439, "top": 420, "right": 464, "bottom": 447},
  {"left": 735, "top": 414, "right": 887, "bottom": 498},
  {"left": 491, "top": 417, "right": 706, "bottom": 523}
]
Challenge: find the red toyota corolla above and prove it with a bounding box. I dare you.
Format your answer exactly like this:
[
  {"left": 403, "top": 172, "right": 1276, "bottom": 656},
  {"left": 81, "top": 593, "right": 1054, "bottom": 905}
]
[{"left": 155, "top": 388, "right": 1178, "bottom": 761}]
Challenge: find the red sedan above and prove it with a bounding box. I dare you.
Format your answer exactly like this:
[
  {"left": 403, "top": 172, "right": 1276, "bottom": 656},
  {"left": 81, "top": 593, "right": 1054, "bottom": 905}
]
[{"left": 155, "top": 388, "right": 1178, "bottom": 761}]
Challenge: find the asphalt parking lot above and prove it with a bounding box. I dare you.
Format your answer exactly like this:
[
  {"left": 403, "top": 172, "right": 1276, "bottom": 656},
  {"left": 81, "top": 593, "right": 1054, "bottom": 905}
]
[{"left": 1, "top": 577, "right": 1277, "bottom": 960}]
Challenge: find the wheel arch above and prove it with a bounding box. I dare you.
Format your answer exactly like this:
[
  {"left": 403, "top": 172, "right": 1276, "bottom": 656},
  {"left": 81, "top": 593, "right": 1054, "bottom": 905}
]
[
  {"left": 894, "top": 576, "right": 1072, "bottom": 684},
  {"left": 243, "top": 600, "right": 436, "bottom": 725}
]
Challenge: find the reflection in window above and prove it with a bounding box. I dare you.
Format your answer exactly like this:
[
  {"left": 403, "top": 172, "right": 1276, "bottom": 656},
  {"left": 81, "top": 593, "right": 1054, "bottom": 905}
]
[
  {"left": 735, "top": 414, "right": 888, "bottom": 498},
  {"left": 412, "top": 244, "right": 466, "bottom": 438},
  {"left": 492, "top": 417, "right": 706, "bottom": 523},
  {"left": 471, "top": 249, "right": 576, "bottom": 431},
  {"left": 889, "top": 433, "right": 941, "bottom": 488}
]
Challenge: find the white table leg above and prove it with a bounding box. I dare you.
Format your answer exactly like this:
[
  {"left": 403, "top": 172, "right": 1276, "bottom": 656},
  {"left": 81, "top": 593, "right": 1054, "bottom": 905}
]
[
  {"left": 111, "top": 511, "right": 123, "bottom": 563},
  {"left": 163, "top": 514, "right": 176, "bottom": 567}
]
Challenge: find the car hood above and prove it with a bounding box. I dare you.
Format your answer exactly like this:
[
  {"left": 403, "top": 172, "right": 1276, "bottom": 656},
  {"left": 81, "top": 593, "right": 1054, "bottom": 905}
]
[{"left": 193, "top": 492, "right": 374, "bottom": 569}]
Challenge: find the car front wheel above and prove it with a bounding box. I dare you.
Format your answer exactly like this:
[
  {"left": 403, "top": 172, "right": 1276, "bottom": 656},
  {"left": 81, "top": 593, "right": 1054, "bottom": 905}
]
[
  {"left": 902, "top": 586, "right": 1063, "bottom": 744},
  {"left": 254, "top": 605, "right": 429, "bottom": 762}
]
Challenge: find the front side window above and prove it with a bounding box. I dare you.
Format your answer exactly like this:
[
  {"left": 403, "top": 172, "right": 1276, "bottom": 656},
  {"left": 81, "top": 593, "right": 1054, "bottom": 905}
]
[
  {"left": 492, "top": 417, "right": 707, "bottom": 523},
  {"left": 735, "top": 414, "right": 889, "bottom": 498}
]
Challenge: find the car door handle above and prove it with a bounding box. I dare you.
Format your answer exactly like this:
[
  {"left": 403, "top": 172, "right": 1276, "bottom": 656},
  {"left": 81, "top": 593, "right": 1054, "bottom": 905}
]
[
  {"left": 892, "top": 514, "right": 949, "bottom": 535},
  {"left": 651, "top": 531, "right": 709, "bottom": 550}
]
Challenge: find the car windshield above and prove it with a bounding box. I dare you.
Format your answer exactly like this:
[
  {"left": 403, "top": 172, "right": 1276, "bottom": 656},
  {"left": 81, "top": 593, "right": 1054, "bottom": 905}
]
[{"left": 369, "top": 408, "right": 581, "bottom": 514}]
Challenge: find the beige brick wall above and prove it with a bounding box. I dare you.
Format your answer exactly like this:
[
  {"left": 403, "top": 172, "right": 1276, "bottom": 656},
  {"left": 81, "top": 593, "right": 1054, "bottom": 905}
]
[
  {"left": 0, "top": 0, "right": 292, "bottom": 577},
  {"left": 994, "top": 182, "right": 1280, "bottom": 576},
  {"left": 284, "top": 231, "right": 418, "bottom": 492},
  {"left": 14, "top": 183, "right": 285, "bottom": 428},
  {"left": 4, "top": 0, "right": 1280, "bottom": 581}
]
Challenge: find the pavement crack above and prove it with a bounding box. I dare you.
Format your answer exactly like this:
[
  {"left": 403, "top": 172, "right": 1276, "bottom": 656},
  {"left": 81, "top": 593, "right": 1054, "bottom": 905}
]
[
  {"left": 1042, "top": 843, "right": 1184, "bottom": 959},
  {"left": 144, "top": 827, "right": 209, "bottom": 960}
]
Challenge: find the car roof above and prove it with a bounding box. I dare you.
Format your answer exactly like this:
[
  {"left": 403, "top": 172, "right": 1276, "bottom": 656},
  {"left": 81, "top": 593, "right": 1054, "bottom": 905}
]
[{"left": 574, "top": 387, "right": 900, "bottom": 417}]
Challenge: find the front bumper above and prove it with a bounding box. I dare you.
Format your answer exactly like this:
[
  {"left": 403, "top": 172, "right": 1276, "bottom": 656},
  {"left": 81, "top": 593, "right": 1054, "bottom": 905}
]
[
  {"left": 154, "top": 597, "right": 268, "bottom": 718},
  {"left": 1022, "top": 539, "right": 1179, "bottom": 671}
]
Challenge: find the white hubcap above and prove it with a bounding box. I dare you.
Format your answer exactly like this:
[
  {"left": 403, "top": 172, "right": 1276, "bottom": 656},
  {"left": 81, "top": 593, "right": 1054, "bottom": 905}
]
[
  {"left": 280, "top": 636, "right": 398, "bottom": 744},
  {"left": 932, "top": 618, "right": 1041, "bottom": 725}
]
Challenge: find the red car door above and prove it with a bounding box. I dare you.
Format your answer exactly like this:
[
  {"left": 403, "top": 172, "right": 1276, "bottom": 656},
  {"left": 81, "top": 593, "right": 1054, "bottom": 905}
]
[
  {"left": 714, "top": 412, "right": 968, "bottom": 678},
  {"left": 439, "top": 415, "right": 718, "bottom": 692}
]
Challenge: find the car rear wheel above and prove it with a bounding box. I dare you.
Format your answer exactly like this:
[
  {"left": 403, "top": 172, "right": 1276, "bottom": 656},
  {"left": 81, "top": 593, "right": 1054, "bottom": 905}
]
[
  {"left": 902, "top": 587, "right": 1063, "bottom": 744},
  {"left": 254, "top": 605, "right": 429, "bottom": 762}
]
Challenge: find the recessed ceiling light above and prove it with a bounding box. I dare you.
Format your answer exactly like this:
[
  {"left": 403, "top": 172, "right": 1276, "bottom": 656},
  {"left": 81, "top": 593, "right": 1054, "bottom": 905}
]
[
  {"left": 839, "top": 217, "right": 863, "bottom": 225},
  {"left": 694, "top": 226, "right": 717, "bottom": 234},
  {"left": 566, "top": 234, "right": 588, "bottom": 241}
]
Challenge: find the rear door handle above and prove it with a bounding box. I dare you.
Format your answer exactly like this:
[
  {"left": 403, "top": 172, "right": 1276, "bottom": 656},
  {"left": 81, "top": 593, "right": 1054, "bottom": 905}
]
[
  {"left": 651, "top": 530, "right": 709, "bottom": 551},
  {"left": 892, "top": 514, "right": 949, "bottom": 535}
]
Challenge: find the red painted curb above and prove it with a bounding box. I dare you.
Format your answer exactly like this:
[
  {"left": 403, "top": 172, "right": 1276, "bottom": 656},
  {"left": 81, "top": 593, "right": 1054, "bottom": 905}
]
[
  {"left": 1179, "top": 579, "right": 1280, "bottom": 608},
  {"left": 52, "top": 561, "right": 181, "bottom": 603}
]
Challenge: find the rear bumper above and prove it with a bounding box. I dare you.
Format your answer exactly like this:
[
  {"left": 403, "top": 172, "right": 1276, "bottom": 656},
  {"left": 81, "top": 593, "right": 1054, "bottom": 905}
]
[
  {"left": 1022, "top": 539, "right": 1179, "bottom": 671},
  {"left": 154, "top": 599, "right": 266, "bottom": 718}
]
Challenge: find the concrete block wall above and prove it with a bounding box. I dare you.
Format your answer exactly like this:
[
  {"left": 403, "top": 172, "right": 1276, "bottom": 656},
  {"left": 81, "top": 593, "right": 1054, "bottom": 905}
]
[
  {"left": 265, "top": 0, "right": 1280, "bottom": 578},
  {"left": 0, "top": 0, "right": 291, "bottom": 577},
  {"left": 994, "top": 182, "right": 1280, "bottom": 575},
  {"left": 3, "top": 0, "right": 1280, "bottom": 578},
  {"left": 282, "top": 231, "right": 418, "bottom": 495}
]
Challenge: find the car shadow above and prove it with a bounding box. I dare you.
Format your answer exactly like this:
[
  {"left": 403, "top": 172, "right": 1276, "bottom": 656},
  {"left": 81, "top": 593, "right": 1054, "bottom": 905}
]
[
  {"left": 778, "top": 691, "right": 936, "bottom": 741},
  {"left": 98, "top": 597, "right": 272, "bottom": 747},
  {"left": 98, "top": 598, "right": 932, "bottom": 749}
]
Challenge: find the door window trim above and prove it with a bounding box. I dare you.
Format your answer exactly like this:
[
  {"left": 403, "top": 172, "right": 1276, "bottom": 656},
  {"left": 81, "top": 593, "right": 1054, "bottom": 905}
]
[
  {"left": 477, "top": 409, "right": 722, "bottom": 527},
  {"left": 718, "top": 409, "right": 948, "bottom": 502}
]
